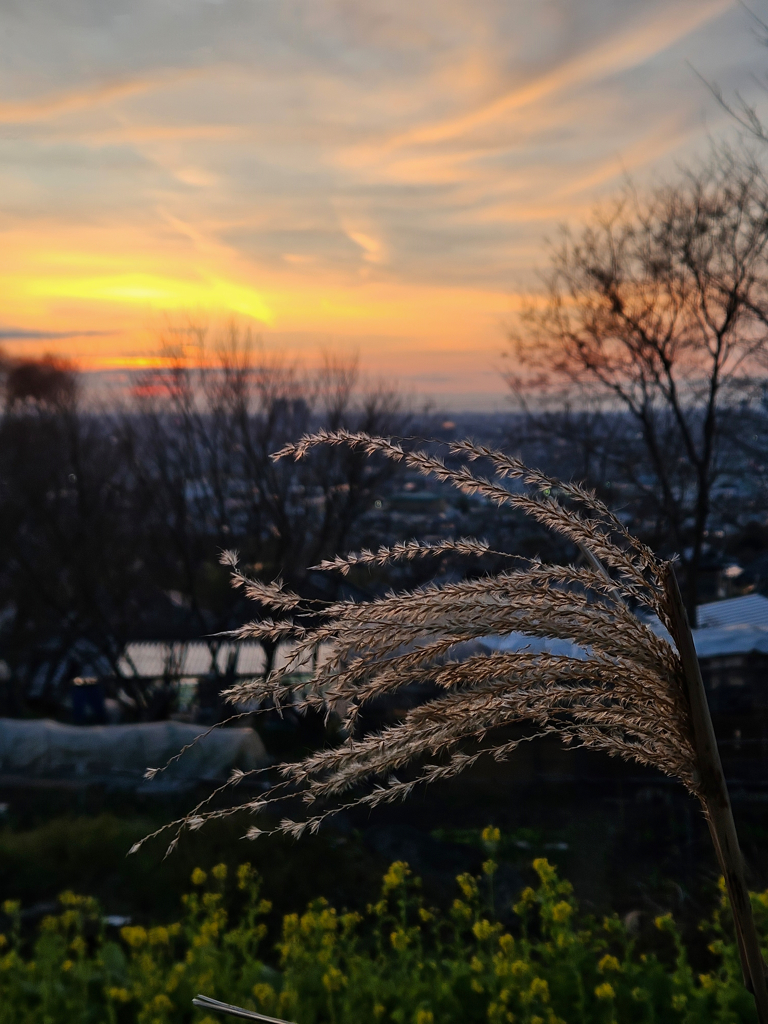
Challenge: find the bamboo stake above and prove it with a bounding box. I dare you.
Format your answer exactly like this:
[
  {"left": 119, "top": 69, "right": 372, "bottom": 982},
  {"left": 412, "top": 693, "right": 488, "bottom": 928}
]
[
  {"left": 662, "top": 563, "right": 768, "bottom": 1022},
  {"left": 192, "top": 993, "right": 294, "bottom": 1023}
]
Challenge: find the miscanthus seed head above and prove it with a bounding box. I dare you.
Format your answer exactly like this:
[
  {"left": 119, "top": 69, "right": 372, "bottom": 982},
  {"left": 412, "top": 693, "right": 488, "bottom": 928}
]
[{"left": 134, "top": 432, "right": 695, "bottom": 856}]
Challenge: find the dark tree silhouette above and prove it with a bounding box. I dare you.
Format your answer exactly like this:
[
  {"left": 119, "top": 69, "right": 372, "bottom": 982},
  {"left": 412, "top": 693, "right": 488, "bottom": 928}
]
[
  {"left": 5, "top": 354, "right": 78, "bottom": 409},
  {"left": 510, "top": 146, "right": 768, "bottom": 620}
]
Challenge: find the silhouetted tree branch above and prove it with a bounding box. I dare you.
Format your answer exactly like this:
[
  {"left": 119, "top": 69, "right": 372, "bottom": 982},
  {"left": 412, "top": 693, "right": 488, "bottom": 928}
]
[{"left": 509, "top": 145, "right": 768, "bottom": 620}]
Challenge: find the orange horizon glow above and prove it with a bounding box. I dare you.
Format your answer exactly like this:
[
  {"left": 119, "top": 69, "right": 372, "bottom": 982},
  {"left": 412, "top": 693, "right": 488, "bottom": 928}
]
[{"left": 0, "top": 223, "right": 518, "bottom": 395}]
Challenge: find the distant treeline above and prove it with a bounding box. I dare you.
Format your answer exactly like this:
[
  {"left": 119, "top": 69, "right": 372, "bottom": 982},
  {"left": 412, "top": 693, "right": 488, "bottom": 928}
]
[
  {"left": 5, "top": 334, "right": 768, "bottom": 719},
  {"left": 0, "top": 346, "right": 421, "bottom": 713}
]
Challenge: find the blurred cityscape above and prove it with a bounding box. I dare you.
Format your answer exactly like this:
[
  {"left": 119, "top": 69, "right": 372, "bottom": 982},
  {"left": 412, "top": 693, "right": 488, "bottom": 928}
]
[{"left": 2, "top": 347, "right": 768, "bottom": 923}]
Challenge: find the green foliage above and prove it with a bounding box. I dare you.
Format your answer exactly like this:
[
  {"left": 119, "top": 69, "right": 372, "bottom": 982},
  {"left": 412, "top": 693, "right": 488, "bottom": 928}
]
[
  {"left": 1, "top": 845, "right": 766, "bottom": 1024},
  {"left": 0, "top": 811, "right": 384, "bottom": 924}
]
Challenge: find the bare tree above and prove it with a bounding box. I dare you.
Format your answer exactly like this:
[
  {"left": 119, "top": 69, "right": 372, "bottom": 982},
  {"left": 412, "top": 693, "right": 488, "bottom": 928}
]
[
  {"left": 0, "top": 333, "right": 407, "bottom": 716},
  {"left": 0, "top": 369, "right": 154, "bottom": 709},
  {"left": 509, "top": 146, "right": 768, "bottom": 620},
  {"left": 4, "top": 354, "right": 78, "bottom": 410},
  {"left": 123, "top": 326, "right": 406, "bottom": 702}
]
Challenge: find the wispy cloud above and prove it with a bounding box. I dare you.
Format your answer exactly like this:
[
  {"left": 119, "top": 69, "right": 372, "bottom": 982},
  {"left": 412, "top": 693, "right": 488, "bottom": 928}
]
[
  {"left": 0, "top": 327, "right": 119, "bottom": 341},
  {"left": 379, "top": 0, "right": 732, "bottom": 152},
  {"left": 0, "top": 69, "right": 206, "bottom": 125},
  {"left": 0, "top": 0, "right": 761, "bottom": 404}
]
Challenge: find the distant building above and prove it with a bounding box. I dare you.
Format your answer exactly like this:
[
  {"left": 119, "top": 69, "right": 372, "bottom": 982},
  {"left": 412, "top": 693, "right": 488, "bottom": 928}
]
[
  {"left": 686, "top": 595, "right": 768, "bottom": 767},
  {"left": 640, "top": 594, "right": 768, "bottom": 761},
  {"left": 697, "top": 593, "right": 768, "bottom": 629}
]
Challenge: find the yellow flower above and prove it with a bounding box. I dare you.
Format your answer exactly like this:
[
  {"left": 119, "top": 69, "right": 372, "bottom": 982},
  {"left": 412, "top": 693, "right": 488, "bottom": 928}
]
[
  {"left": 70, "top": 935, "right": 86, "bottom": 955},
  {"left": 594, "top": 982, "right": 615, "bottom": 1001},
  {"left": 148, "top": 926, "right": 170, "bottom": 946},
  {"left": 61, "top": 959, "right": 73, "bottom": 972},
  {"left": 252, "top": 983, "right": 276, "bottom": 1008},
  {"left": 418, "top": 908, "right": 433, "bottom": 923},
  {"left": 191, "top": 867, "right": 207, "bottom": 886},
  {"left": 211, "top": 863, "right": 227, "bottom": 881},
  {"left": 532, "top": 859, "right": 556, "bottom": 884},
  {"left": 322, "top": 966, "right": 347, "bottom": 992},
  {"left": 483, "top": 859, "right": 498, "bottom": 876},
  {"left": 2, "top": 900, "right": 20, "bottom": 916},
  {"left": 390, "top": 929, "right": 410, "bottom": 951},
  {"left": 237, "top": 863, "right": 254, "bottom": 889},
  {"left": 498, "top": 933, "right": 515, "bottom": 955},
  {"left": 511, "top": 960, "right": 529, "bottom": 978},
  {"left": 121, "top": 925, "right": 148, "bottom": 948},
  {"left": 473, "top": 919, "right": 495, "bottom": 941},
  {"left": 597, "top": 954, "right": 621, "bottom": 973},
  {"left": 471, "top": 978, "right": 484, "bottom": 993},
  {"left": 452, "top": 899, "right": 472, "bottom": 921},
  {"left": 382, "top": 861, "right": 410, "bottom": 893},
  {"left": 57, "top": 891, "right": 95, "bottom": 913},
  {"left": 699, "top": 973, "right": 715, "bottom": 991},
  {"left": 482, "top": 826, "right": 501, "bottom": 845},
  {"left": 457, "top": 873, "right": 479, "bottom": 900},
  {"left": 529, "top": 978, "right": 549, "bottom": 1003},
  {"left": 654, "top": 913, "right": 673, "bottom": 931},
  {"left": 278, "top": 990, "right": 295, "bottom": 1011},
  {"left": 318, "top": 908, "right": 337, "bottom": 931},
  {"left": 470, "top": 955, "right": 484, "bottom": 973},
  {"left": 493, "top": 955, "right": 511, "bottom": 977},
  {"left": 107, "top": 986, "right": 131, "bottom": 1003},
  {"left": 550, "top": 901, "right": 572, "bottom": 923},
  {"left": 415, "top": 1011, "right": 434, "bottom": 1024}
]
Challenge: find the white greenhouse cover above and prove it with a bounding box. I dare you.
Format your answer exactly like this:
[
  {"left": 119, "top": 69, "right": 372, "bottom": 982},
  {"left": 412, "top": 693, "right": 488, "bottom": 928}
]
[
  {"left": 697, "top": 594, "right": 768, "bottom": 629},
  {"left": 0, "top": 718, "right": 268, "bottom": 790}
]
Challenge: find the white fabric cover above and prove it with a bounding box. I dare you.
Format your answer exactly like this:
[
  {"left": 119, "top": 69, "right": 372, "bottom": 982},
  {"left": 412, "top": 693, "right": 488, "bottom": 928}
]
[
  {"left": 0, "top": 718, "right": 268, "bottom": 788},
  {"left": 697, "top": 594, "right": 768, "bottom": 629}
]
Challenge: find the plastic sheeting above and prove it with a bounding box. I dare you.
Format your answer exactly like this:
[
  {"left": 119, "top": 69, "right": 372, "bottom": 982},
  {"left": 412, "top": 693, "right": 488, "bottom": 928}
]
[
  {"left": 697, "top": 594, "right": 768, "bottom": 629},
  {"left": 693, "top": 625, "right": 768, "bottom": 659},
  {"left": 0, "top": 718, "right": 269, "bottom": 791}
]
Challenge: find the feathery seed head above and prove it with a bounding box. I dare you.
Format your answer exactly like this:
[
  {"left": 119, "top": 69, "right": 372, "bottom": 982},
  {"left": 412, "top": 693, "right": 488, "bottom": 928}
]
[{"left": 144, "top": 431, "right": 696, "bottom": 852}]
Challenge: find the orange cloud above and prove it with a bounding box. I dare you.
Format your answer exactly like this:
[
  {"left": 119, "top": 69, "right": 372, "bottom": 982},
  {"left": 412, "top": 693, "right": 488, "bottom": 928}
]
[
  {"left": 0, "top": 69, "right": 206, "bottom": 125},
  {"left": 379, "top": 0, "right": 732, "bottom": 153}
]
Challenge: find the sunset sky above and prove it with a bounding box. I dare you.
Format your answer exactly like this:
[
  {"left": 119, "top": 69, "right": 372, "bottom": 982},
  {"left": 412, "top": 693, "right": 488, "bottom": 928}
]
[{"left": 2, "top": 0, "right": 767, "bottom": 407}]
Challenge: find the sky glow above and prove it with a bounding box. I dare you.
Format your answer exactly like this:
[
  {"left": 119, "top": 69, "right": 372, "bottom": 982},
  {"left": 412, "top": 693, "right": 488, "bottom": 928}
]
[{"left": 1, "top": 0, "right": 767, "bottom": 407}]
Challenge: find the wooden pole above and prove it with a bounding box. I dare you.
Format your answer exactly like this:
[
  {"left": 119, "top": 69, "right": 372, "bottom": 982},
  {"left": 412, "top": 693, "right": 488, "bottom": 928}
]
[
  {"left": 662, "top": 563, "right": 768, "bottom": 1022},
  {"left": 193, "top": 993, "right": 293, "bottom": 1022}
]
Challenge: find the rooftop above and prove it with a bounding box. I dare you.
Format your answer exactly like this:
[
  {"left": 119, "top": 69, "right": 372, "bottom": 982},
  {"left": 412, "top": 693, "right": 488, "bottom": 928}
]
[{"left": 697, "top": 594, "right": 768, "bottom": 629}]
